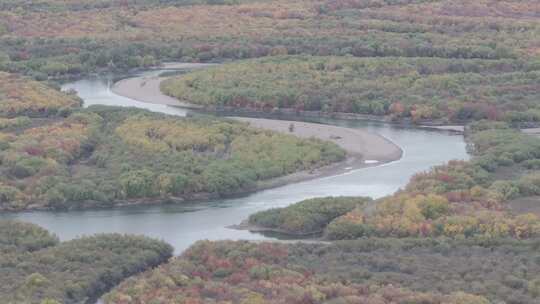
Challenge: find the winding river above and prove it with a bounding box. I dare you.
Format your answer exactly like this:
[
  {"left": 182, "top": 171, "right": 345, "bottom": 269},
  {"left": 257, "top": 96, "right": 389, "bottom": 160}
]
[{"left": 0, "top": 68, "right": 469, "bottom": 254}]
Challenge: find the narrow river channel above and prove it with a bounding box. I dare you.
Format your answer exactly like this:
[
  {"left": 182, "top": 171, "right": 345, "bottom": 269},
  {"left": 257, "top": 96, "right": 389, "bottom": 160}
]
[{"left": 1, "top": 68, "right": 469, "bottom": 254}]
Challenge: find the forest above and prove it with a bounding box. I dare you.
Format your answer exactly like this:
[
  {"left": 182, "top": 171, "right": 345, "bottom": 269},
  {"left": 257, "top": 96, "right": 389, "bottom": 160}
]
[
  {"left": 162, "top": 56, "right": 540, "bottom": 124},
  {"left": 1, "top": 0, "right": 540, "bottom": 303},
  {"left": 0, "top": 73, "right": 345, "bottom": 211},
  {"left": 248, "top": 196, "right": 372, "bottom": 235},
  {"left": 0, "top": 72, "right": 81, "bottom": 117},
  {"left": 0, "top": 220, "right": 173, "bottom": 304},
  {"left": 105, "top": 239, "right": 540, "bottom": 303},
  {"left": 0, "top": 0, "right": 539, "bottom": 79},
  {"left": 248, "top": 120, "right": 540, "bottom": 240}
]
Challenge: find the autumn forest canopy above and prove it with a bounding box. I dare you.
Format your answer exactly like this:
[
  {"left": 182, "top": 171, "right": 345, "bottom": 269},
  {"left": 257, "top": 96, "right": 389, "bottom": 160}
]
[
  {"left": 162, "top": 56, "right": 540, "bottom": 124},
  {"left": 0, "top": 0, "right": 539, "bottom": 79},
  {"left": 0, "top": 73, "right": 344, "bottom": 211},
  {"left": 1, "top": 0, "right": 540, "bottom": 303},
  {"left": 0, "top": 220, "right": 173, "bottom": 304}
]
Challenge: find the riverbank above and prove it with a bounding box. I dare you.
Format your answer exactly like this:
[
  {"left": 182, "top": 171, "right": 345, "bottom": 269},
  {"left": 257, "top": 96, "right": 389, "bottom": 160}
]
[
  {"left": 109, "top": 70, "right": 407, "bottom": 211},
  {"left": 233, "top": 117, "right": 401, "bottom": 162},
  {"left": 111, "top": 65, "right": 465, "bottom": 134},
  {"left": 112, "top": 68, "right": 403, "bottom": 162},
  {"left": 4, "top": 71, "right": 470, "bottom": 251},
  {"left": 111, "top": 63, "right": 213, "bottom": 107}
]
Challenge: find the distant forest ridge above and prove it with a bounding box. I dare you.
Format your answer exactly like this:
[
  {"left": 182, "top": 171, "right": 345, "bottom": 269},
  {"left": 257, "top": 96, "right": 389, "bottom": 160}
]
[{"left": 0, "top": 0, "right": 538, "bottom": 79}]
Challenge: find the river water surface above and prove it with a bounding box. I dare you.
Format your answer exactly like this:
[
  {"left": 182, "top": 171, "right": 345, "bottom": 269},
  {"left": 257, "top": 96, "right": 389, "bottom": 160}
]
[{"left": 1, "top": 70, "right": 469, "bottom": 254}]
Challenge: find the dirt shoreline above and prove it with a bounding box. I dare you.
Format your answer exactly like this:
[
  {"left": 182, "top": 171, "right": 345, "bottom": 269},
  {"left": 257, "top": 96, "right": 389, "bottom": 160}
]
[
  {"left": 111, "top": 64, "right": 465, "bottom": 132},
  {"left": 112, "top": 64, "right": 212, "bottom": 107},
  {"left": 113, "top": 71, "right": 403, "bottom": 163},
  {"left": 107, "top": 66, "right": 407, "bottom": 209},
  {"left": 236, "top": 117, "right": 403, "bottom": 163},
  {"left": 111, "top": 68, "right": 403, "bottom": 162},
  {"left": 522, "top": 128, "right": 540, "bottom": 137},
  {"left": 3, "top": 154, "right": 378, "bottom": 213}
]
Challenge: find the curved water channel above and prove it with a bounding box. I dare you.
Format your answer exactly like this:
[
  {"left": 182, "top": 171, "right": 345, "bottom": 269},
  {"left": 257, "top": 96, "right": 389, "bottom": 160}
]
[{"left": 1, "top": 68, "right": 469, "bottom": 254}]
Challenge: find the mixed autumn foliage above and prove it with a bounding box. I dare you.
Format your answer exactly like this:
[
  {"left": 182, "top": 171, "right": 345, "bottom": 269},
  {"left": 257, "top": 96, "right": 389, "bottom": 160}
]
[
  {"left": 0, "top": 72, "right": 81, "bottom": 117},
  {"left": 0, "top": 73, "right": 345, "bottom": 211},
  {"left": 0, "top": 220, "right": 173, "bottom": 304},
  {"left": 2, "top": 0, "right": 540, "bottom": 303},
  {"left": 162, "top": 56, "right": 540, "bottom": 124},
  {"left": 0, "top": 0, "right": 539, "bottom": 79},
  {"left": 105, "top": 239, "right": 540, "bottom": 304},
  {"left": 249, "top": 121, "right": 540, "bottom": 240},
  {"left": 248, "top": 196, "right": 371, "bottom": 235}
]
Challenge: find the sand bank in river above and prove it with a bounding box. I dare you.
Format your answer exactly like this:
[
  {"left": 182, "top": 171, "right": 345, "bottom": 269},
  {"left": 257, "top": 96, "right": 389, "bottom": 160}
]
[
  {"left": 233, "top": 117, "right": 401, "bottom": 162},
  {"left": 112, "top": 63, "right": 214, "bottom": 107},
  {"left": 230, "top": 117, "right": 403, "bottom": 191},
  {"left": 112, "top": 68, "right": 402, "bottom": 162},
  {"left": 109, "top": 66, "right": 405, "bottom": 204},
  {"left": 113, "top": 76, "right": 185, "bottom": 106}
]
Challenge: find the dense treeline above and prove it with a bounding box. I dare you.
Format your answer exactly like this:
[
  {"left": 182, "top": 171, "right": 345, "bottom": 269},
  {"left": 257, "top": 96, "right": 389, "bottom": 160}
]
[
  {"left": 0, "top": 74, "right": 345, "bottom": 211},
  {"left": 248, "top": 121, "right": 540, "bottom": 239},
  {"left": 0, "top": 0, "right": 247, "bottom": 12},
  {"left": 162, "top": 55, "right": 540, "bottom": 124},
  {"left": 0, "top": 220, "right": 173, "bottom": 304},
  {"left": 105, "top": 239, "right": 540, "bottom": 303},
  {"left": 0, "top": 0, "right": 539, "bottom": 78},
  {"left": 248, "top": 196, "right": 371, "bottom": 235},
  {"left": 0, "top": 107, "right": 344, "bottom": 210},
  {"left": 0, "top": 220, "right": 58, "bottom": 253},
  {"left": 0, "top": 72, "right": 81, "bottom": 117},
  {"left": 2, "top": 0, "right": 540, "bottom": 302}
]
